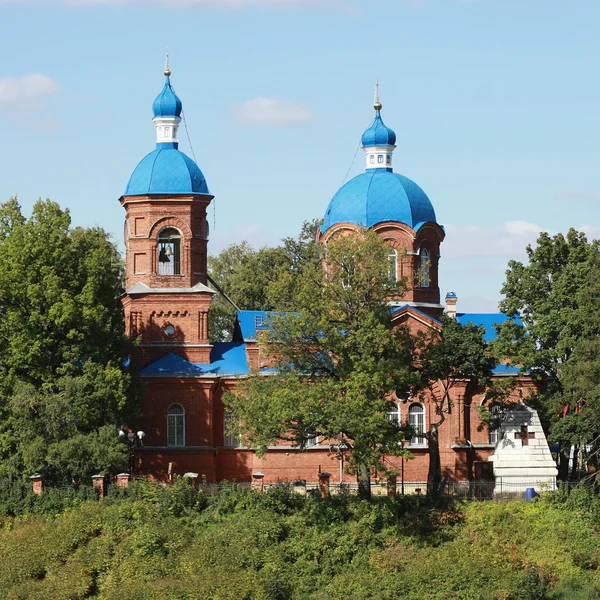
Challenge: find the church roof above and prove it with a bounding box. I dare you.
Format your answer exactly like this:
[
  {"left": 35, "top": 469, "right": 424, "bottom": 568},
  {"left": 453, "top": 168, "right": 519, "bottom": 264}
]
[
  {"left": 139, "top": 343, "right": 249, "bottom": 377},
  {"left": 125, "top": 147, "right": 210, "bottom": 196},
  {"left": 456, "top": 312, "right": 523, "bottom": 343},
  {"left": 321, "top": 169, "right": 437, "bottom": 233}
]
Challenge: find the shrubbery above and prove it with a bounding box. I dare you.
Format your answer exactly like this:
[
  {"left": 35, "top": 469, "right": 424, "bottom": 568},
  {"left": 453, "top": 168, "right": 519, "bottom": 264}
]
[{"left": 0, "top": 481, "right": 599, "bottom": 599}]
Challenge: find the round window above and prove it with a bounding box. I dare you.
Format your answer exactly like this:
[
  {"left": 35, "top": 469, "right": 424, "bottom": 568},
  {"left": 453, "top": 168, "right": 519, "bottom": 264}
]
[{"left": 164, "top": 324, "right": 176, "bottom": 337}]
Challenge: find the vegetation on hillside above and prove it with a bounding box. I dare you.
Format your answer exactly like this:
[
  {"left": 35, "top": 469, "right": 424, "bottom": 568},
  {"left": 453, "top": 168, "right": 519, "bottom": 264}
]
[
  {"left": 0, "top": 482, "right": 599, "bottom": 599},
  {"left": 0, "top": 198, "right": 139, "bottom": 485}
]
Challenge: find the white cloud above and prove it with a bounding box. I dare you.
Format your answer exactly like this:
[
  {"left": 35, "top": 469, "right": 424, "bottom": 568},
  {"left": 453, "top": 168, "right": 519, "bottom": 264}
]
[
  {"left": 0, "top": 73, "right": 60, "bottom": 130},
  {"left": 443, "top": 221, "right": 550, "bottom": 261},
  {"left": 233, "top": 97, "right": 315, "bottom": 126}
]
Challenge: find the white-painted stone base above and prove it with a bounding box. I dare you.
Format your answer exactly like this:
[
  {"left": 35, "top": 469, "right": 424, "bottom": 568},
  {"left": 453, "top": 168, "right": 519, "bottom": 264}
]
[{"left": 488, "top": 405, "right": 558, "bottom": 493}]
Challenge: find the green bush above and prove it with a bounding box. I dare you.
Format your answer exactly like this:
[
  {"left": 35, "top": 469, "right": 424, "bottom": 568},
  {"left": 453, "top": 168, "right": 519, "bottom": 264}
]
[{"left": 0, "top": 483, "right": 598, "bottom": 599}]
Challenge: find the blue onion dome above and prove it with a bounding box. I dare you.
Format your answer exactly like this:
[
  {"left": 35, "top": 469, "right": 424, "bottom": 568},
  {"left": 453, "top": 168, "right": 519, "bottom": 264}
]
[
  {"left": 152, "top": 76, "right": 182, "bottom": 118},
  {"left": 125, "top": 147, "right": 209, "bottom": 196},
  {"left": 361, "top": 110, "right": 396, "bottom": 147},
  {"left": 321, "top": 170, "right": 436, "bottom": 233}
]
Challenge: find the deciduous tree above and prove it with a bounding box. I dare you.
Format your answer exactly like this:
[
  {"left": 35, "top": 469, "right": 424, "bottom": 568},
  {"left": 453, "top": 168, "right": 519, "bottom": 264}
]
[{"left": 225, "top": 230, "right": 415, "bottom": 499}]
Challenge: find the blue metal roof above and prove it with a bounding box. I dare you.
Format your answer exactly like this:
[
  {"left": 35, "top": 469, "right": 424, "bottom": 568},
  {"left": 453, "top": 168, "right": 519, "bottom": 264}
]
[
  {"left": 125, "top": 147, "right": 210, "bottom": 196},
  {"left": 361, "top": 110, "right": 396, "bottom": 147},
  {"left": 139, "top": 342, "right": 249, "bottom": 376},
  {"left": 152, "top": 76, "right": 182, "bottom": 118},
  {"left": 322, "top": 169, "right": 437, "bottom": 233},
  {"left": 456, "top": 313, "right": 523, "bottom": 343},
  {"left": 236, "top": 310, "right": 276, "bottom": 341}
]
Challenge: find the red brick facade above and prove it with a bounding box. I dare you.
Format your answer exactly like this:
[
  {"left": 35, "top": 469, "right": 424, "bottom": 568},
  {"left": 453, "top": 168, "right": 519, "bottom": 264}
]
[{"left": 123, "top": 191, "right": 527, "bottom": 486}]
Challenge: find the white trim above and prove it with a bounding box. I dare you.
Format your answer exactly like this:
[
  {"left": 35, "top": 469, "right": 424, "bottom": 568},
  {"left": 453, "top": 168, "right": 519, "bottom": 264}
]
[{"left": 167, "top": 403, "right": 185, "bottom": 447}]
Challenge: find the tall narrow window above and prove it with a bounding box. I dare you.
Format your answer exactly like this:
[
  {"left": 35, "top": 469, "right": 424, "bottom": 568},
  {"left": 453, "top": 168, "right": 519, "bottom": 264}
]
[
  {"left": 158, "top": 228, "right": 181, "bottom": 275},
  {"left": 167, "top": 404, "right": 185, "bottom": 446},
  {"left": 224, "top": 411, "right": 240, "bottom": 447},
  {"left": 408, "top": 403, "right": 425, "bottom": 445},
  {"left": 387, "top": 401, "right": 400, "bottom": 426},
  {"left": 420, "top": 247, "right": 430, "bottom": 288},
  {"left": 488, "top": 405, "right": 503, "bottom": 445},
  {"left": 369, "top": 155, "right": 375, "bottom": 164},
  {"left": 378, "top": 155, "right": 384, "bottom": 164},
  {"left": 387, "top": 247, "right": 398, "bottom": 281}
]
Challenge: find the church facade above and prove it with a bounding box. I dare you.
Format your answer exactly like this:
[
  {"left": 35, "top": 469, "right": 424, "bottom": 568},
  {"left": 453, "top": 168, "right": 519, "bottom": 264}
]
[{"left": 120, "top": 66, "right": 553, "bottom": 487}]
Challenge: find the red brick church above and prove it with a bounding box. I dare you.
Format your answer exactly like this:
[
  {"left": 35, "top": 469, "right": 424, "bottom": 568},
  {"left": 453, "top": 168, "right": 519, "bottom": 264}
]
[{"left": 120, "top": 66, "right": 553, "bottom": 487}]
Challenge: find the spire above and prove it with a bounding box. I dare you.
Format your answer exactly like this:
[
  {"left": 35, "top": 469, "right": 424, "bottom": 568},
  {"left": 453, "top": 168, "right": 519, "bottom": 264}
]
[
  {"left": 164, "top": 51, "right": 171, "bottom": 77},
  {"left": 374, "top": 77, "right": 382, "bottom": 111}
]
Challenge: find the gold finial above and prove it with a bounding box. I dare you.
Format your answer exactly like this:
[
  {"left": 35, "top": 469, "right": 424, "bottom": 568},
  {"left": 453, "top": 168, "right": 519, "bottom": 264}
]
[
  {"left": 374, "top": 77, "right": 382, "bottom": 111},
  {"left": 164, "top": 51, "right": 171, "bottom": 77}
]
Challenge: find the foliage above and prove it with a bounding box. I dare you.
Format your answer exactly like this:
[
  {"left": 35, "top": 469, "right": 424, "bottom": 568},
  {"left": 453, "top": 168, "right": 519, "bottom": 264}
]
[
  {"left": 0, "top": 482, "right": 599, "bottom": 599},
  {"left": 0, "top": 198, "right": 139, "bottom": 484},
  {"left": 207, "top": 219, "right": 321, "bottom": 341},
  {"left": 412, "top": 315, "right": 501, "bottom": 496},
  {"left": 225, "top": 229, "right": 416, "bottom": 499},
  {"left": 494, "top": 229, "right": 600, "bottom": 474}
]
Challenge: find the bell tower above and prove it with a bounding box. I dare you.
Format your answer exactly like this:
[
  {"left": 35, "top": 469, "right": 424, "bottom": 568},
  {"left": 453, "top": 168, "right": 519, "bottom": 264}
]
[{"left": 120, "top": 59, "right": 215, "bottom": 366}]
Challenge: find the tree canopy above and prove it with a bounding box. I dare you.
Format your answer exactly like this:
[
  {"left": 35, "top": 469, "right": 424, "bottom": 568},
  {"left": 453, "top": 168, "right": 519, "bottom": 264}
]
[
  {"left": 224, "top": 229, "right": 415, "bottom": 499},
  {"left": 0, "top": 198, "right": 138, "bottom": 484},
  {"left": 494, "top": 228, "right": 600, "bottom": 477}
]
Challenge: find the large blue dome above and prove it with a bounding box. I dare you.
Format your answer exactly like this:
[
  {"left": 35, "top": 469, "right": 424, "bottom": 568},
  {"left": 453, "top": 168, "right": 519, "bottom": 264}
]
[
  {"left": 321, "top": 169, "right": 436, "bottom": 233},
  {"left": 125, "top": 146, "right": 210, "bottom": 196}
]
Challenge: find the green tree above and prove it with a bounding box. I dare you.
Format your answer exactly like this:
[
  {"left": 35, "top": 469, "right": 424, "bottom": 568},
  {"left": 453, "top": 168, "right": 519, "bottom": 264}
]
[
  {"left": 0, "top": 198, "right": 138, "bottom": 483},
  {"left": 412, "top": 315, "right": 498, "bottom": 497},
  {"left": 224, "top": 230, "right": 415, "bottom": 499},
  {"left": 494, "top": 228, "right": 600, "bottom": 478},
  {"left": 207, "top": 219, "right": 321, "bottom": 342}
]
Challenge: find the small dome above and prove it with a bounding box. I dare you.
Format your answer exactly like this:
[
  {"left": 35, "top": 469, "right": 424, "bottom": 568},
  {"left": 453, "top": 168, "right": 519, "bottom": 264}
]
[
  {"left": 153, "top": 76, "right": 182, "bottom": 118},
  {"left": 125, "top": 147, "right": 210, "bottom": 196},
  {"left": 361, "top": 110, "right": 396, "bottom": 147},
  {"left": 321, "top": 169, "right": 436, "bottom": 232}
]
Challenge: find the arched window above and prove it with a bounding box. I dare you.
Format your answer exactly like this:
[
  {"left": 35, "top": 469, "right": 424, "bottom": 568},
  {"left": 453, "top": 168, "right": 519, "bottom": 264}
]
[
  {"left": 408, "top": 403, "right": 426, "bottom": 445},
  {"left": 488, "top": 405, "right": 503, "bottom": 445},
  {"left": 158, "top": 227, "right": 181, "bottom": 276},
  {"left": 387, "top": 247, "right": 398, "bottom": 281},
  {"left": 167, "top": 404, "right": 185, "bottom": 446},
  {"left": 224, "top": 411, "right": 240, "bottom": 447},
  {"left": 386, "top": 401, "right": 400, "bottom": 426},
  {"left": 420, "top": 247, "right": 430, "bottom": 288}
]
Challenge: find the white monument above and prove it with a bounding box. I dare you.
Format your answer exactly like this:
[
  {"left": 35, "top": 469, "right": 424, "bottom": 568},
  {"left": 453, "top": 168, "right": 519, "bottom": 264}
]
[{"left": 488, "top": 405, "right": 558, "bottom": 493}]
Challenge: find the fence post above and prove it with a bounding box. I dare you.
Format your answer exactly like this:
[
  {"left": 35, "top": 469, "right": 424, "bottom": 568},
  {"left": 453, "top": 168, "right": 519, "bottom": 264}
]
[
  {"left": 318, "top": 472, "right": 331, "bottom": 498},
  {"left": 91, "top": 475, "right": 106, "bottom": 498},
  {"left": 116, "top": 473, "right": 130, "bottom": 488},
  {"left": 252, "top": 472, "right": 265, "bottom": 492},
  {"left": 30, "top": 473, "right": 43, "bottom": 497}
]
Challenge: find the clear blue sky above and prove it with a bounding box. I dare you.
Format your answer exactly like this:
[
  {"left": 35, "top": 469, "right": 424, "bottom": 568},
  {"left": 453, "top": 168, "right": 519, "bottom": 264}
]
[{"left": 1, "top": 0, "right": 599, "bottom": 312}]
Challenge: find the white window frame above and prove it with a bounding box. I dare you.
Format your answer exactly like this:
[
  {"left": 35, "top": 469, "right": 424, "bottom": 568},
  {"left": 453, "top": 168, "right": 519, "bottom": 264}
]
[
  {"left": 387, "top": 247, "right": 398, "bottom": 282},
  {"left": 488, "top": 405, "right": 503, "bottom": 445},
  {"left": 408, "top": 402, "right": 426, "bottom": 446},
  {"left": 420, "top": 247, "right": 430, "bottom": 288},
  {"left": 167, "top": 404, "right": 185, "bottom": 447},
  {"left": 224, "top": 411, "right": 240, "bottom": 447},
  {"left": 387, "top": 401, "right": 400, "bottom": 426},
  {"left": 377, "top": 154, "right": 384, "bottom": 164}
]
